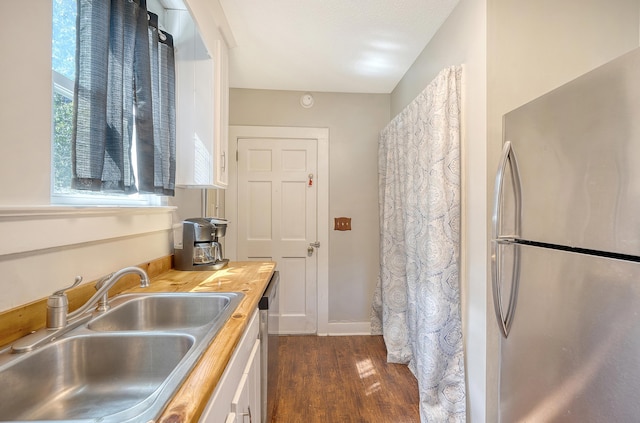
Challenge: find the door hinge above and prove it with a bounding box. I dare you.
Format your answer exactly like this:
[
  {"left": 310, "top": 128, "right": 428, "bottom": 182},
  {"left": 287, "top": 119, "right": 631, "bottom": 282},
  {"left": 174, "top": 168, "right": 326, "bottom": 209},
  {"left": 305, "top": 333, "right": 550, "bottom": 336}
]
[{"left": 236, "top": 150, "right": 238, "bottom": 162}]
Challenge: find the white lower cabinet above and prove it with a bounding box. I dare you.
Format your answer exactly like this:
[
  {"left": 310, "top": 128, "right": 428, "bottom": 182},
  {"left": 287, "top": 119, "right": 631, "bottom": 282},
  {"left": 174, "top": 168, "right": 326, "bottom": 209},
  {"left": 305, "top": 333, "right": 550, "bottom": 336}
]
[
  {"left": 200, "top": 310, "right": 261, "bottom": 423},
  {"left": 230, "top": 340, "right": 261, "bottom": 422}
]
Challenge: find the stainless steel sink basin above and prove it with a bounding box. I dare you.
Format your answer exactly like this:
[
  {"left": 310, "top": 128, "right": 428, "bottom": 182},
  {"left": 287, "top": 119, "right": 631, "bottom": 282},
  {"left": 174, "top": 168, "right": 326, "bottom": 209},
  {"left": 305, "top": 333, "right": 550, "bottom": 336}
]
[
  {"left": 0, "top": 291, "right": 244, "bottom": 422},
  {"left": 0, "top": 333, "right": 193, "bottom": 421},
  {"left": 88, "top": 292, "right": 236, "bottom": 331}
]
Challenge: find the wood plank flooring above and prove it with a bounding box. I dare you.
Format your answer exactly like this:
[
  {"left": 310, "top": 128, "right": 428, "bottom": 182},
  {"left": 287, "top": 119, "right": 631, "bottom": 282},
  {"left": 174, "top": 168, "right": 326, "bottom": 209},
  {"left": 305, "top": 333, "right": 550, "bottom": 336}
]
[{"left": 270, "top": 335, "right": 420, "bottom": 423}]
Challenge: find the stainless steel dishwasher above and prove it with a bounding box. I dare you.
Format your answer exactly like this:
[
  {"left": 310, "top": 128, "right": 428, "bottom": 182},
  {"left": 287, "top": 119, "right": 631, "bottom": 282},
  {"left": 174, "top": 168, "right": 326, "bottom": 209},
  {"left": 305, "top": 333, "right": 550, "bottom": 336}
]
[{"left": 258, "top": 270, "right": 279, "bottom": 423}]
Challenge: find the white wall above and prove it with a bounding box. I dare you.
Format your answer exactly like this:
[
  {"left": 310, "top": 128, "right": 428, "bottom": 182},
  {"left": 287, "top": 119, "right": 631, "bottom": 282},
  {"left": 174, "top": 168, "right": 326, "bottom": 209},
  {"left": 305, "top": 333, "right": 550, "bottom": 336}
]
[
  {"left": 0, "top": 2, "right": 52, "bottom": 205},
  {"left": 0, "top": 1, "right": 176, "bottom": 312},
  {"left": 228, "top": 89, "right": 389, "bottom": 327},
  {"left": 389, "top": 0, "right": 487, "bottom": 421}
]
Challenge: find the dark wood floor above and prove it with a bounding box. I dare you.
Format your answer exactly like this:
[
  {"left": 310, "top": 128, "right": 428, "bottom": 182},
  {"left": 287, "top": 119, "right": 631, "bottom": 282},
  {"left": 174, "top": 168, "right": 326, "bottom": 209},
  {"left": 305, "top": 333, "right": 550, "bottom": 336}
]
[{"left": 269, "top": 335, "right": 420, "bottom": 423}]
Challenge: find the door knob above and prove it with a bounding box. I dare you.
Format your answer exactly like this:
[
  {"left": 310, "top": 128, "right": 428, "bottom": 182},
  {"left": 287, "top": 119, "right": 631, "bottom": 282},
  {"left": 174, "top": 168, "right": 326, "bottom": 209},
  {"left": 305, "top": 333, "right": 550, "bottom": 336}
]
[{"left": 307, "top": 246, "right": 314, "bottom": 256}]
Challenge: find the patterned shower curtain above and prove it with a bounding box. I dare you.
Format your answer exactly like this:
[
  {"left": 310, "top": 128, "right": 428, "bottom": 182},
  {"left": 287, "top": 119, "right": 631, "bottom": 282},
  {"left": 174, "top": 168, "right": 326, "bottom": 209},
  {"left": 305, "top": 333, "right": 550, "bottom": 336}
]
[{"left": 371, "top": 66, "right": 466, "bottom": 422}]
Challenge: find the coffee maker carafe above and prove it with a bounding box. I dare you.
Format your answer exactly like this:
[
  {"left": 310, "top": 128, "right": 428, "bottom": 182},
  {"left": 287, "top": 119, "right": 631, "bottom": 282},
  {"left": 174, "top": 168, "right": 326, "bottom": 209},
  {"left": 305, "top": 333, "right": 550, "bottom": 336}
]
[
  {"left": 174, "top": 218, "right": 228, "bottom": 271},
  {"left": 208, "top": 217, "right": 228, "bottom": 265}
]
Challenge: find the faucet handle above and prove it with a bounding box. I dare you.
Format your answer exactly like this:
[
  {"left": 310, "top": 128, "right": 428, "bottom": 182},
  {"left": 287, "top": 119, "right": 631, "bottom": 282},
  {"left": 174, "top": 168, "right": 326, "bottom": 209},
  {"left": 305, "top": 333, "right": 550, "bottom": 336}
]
[
  {"left": 53, "top": 276, "right": 83, "bottom": 296},
  {"left": 47, "top": 276, "right": 82, "bottom": 329}
]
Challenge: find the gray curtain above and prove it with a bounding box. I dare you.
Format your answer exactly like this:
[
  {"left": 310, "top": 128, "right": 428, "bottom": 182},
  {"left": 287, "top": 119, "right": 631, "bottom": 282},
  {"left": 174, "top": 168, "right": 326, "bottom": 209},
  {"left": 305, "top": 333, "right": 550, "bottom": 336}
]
[
  {"left": 73, "top": 0, "right": 175, "bottom": 195},
  {"left": 371, "top": 66, "right": 466, "bottom": 422},
  {"left": 149, "top": 13, "right": 176, "bottom": 196}
]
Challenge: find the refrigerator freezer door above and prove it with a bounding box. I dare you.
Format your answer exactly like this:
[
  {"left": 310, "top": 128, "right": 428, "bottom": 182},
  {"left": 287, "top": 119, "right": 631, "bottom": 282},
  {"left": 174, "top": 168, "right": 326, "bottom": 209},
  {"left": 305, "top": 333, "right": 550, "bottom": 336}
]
[
  {"left": 502, "top": 47, "right": 640, "bottom": 256},
  {"left": 500, "top": 243, "right": 640, "bottom": 422}
]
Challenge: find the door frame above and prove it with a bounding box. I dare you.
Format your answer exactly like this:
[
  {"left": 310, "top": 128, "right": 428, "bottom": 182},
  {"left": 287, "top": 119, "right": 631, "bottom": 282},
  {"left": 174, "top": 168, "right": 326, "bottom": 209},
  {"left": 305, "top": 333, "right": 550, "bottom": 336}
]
[{"left": 225, "top": 125, "right": 330, "bottom": 335}]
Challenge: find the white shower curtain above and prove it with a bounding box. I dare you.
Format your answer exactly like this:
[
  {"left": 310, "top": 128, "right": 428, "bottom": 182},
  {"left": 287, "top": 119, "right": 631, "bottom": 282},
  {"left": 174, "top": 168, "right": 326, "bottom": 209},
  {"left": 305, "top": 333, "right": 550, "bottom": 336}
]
[{"left": 371, "top": 65, "right": 465, "bottom": 422}]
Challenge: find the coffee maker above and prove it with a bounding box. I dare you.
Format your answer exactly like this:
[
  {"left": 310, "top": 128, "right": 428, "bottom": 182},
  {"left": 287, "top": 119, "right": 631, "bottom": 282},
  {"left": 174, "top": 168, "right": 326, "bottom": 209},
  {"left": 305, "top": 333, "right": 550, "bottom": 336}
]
[{"left": 174, "top": 218, "right": 229, "bottom": 271}]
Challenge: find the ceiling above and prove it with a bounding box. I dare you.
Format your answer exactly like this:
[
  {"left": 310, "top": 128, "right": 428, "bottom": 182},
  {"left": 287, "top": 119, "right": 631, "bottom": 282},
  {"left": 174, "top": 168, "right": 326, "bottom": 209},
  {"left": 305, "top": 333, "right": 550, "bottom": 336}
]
[{"left": 218, "top": 0, "right": 460, "bottom": 94}]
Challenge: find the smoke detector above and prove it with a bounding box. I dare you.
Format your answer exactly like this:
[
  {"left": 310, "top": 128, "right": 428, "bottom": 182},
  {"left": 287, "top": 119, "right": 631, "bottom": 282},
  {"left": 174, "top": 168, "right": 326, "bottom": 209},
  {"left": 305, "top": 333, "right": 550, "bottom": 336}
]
[{"left": 300, "top": 93, "right": 314, "bottom": 108}]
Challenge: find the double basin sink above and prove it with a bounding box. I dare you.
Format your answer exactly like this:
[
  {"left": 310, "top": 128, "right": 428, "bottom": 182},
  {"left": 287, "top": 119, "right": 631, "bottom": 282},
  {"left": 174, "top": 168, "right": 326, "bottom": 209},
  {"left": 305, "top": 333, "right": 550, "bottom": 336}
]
[{"left": 0, "top": 292, "right": 244, "bottom": 422}]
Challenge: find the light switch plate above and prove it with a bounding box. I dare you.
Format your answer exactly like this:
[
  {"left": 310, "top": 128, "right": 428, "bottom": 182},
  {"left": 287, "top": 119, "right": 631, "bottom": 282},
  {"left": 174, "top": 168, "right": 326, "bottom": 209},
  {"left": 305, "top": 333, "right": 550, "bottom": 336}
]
[{"left": 334, "top": 217, "right": 351, "bottom": 231}]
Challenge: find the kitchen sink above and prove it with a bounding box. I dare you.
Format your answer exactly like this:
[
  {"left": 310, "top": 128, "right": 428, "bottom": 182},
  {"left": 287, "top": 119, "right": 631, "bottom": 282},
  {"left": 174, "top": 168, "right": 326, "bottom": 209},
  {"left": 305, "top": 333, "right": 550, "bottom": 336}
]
[
  {"left": 0, "top": 333, "right": 194, "bottom": 421},
  {"left": 88, "top": 292, "right": 238, "bottom": 331},
  {"left": 0, "top": 291, "right": 244, "bottom": 422}
]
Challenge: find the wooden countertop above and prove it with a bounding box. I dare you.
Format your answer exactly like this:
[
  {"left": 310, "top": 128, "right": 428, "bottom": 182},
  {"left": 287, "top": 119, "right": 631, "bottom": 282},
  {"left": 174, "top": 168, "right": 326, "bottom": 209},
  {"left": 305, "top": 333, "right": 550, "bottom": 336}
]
[
  {"left": 0, "top": 258, "right": 276, "bottom": 423},
  {"left": 142, "top": 261, "right": 276, "bottom": 422}
]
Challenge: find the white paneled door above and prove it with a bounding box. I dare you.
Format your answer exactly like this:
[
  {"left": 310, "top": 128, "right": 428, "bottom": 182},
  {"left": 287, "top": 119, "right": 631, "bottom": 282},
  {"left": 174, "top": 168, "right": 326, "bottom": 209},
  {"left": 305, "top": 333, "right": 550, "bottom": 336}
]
[{"left": 237, "top": 137, "right": 318, "bottom": 334}]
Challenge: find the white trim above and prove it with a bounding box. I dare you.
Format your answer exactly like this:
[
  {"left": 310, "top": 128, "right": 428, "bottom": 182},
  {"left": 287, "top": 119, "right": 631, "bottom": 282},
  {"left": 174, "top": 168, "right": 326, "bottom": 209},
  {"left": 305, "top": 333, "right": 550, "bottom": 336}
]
[
  {"left": 51, "top": 192, "right": 163, "bottom": 207},
  {"left": 52, "top": 70, "right": 74, "bottom": 99},
  {"left": 226, "top": 125, "right": 330, "bottom": 336},
  {"left": 0, "top": 205, "right": 175, "bottom": 218},
  {"left": 322, "top": 321, "right": 372, "bottom": 336},
  {"left": 209, "top": 0, "right": 237, "bottom": 48},
  {"left": 0, "top": 206, "right": 175, "bottom": 257}
]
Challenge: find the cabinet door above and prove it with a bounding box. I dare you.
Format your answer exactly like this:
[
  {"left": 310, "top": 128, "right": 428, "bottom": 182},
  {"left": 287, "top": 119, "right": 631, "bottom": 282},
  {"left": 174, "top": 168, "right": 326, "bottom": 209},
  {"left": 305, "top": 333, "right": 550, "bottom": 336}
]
[
  {"left": 231, "top": 339, "right": 261, "bottom": 423},
  {"left": 199, "top": 311, "right": 260, "bottom": 423},
  {"left": 169, "top": 10, "right": 216, "bottom": 187},
  {"left": 168, "top": 8, "right": 228, "bottom": 188},
  {"left": 231, "top": 373, "right": 250, "bottom": 422},
  {"left": 246, "top": 339, "right": 261, "bottom": 423},
  {"left": 213, "top": 38, "right": 229, "bottom": 188}
]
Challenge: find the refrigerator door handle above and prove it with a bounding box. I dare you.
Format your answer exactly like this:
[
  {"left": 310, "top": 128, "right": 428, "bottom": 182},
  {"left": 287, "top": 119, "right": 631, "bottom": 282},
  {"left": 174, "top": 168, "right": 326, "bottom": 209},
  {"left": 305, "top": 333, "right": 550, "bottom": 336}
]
[
  {"left": 491, "top": 141, "right": 522, "bottom": 338},
  {"left": 492, "top": 141, "right": 522, "bottom": 240}
]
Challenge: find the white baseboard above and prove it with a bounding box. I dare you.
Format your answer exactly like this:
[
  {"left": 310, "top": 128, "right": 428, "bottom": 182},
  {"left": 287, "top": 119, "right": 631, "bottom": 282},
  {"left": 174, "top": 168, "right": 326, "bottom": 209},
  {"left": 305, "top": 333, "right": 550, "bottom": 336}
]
[{"left": 318, "top": 321, "right": 372, "bottom": 336}]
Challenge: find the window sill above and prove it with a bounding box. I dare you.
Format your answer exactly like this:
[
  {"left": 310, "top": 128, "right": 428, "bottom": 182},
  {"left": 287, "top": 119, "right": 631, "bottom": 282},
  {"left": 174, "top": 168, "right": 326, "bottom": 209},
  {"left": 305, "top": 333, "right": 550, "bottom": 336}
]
[
  {"left": 0, "top": 206, "right": 176, "bottom": 257},
  {"left": 0, "top": 205, "right": 175, "bottom": 217}
]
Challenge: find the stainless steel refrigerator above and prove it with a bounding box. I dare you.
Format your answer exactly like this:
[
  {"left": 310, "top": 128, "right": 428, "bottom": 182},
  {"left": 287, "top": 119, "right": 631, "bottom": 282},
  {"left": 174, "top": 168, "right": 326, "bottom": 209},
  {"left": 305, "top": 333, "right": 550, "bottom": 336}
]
[{"left": 492, "top": 47, "right": 640, "bottom": 422}]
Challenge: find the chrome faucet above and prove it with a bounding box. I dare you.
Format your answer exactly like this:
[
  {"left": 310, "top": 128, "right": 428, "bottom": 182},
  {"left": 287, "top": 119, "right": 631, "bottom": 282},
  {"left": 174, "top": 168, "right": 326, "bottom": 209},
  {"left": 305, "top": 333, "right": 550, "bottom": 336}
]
[
  {"left": 68, "top": 266, "right": 150, "bottom": 319},
  {"left": 13, "top": 267, "right": 150, "bottom": 354},
  {"left": 46, "top": 267, "right": 150, "bottom": 329}
]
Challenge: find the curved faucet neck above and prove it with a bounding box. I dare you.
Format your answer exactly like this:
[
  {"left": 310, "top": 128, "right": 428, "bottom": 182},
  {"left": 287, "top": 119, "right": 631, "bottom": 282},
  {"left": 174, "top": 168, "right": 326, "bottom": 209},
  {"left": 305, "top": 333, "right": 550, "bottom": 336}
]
[{"left": 68, "top": 267, "right": 150, "bottom": 320}]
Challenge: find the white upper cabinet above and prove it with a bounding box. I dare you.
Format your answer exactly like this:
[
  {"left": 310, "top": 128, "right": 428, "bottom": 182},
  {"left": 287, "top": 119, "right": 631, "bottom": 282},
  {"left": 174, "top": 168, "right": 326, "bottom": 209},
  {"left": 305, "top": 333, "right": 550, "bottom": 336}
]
[
  {"left": 165, "top": 2, "right": 229, "bottom": 189},
  {"left": 213, "top": 38, "right": 230, "bottom": 188}
]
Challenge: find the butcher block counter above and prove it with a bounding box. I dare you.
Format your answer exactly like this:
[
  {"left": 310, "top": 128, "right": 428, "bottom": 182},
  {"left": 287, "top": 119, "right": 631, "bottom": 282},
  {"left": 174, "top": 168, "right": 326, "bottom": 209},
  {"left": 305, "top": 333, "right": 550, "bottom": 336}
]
[
  {"left": 0, "top": 258, "right": 276, "bottom": 423},
  {"left": 133, "top": 261, "right": 276, "bottom": 422}
]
